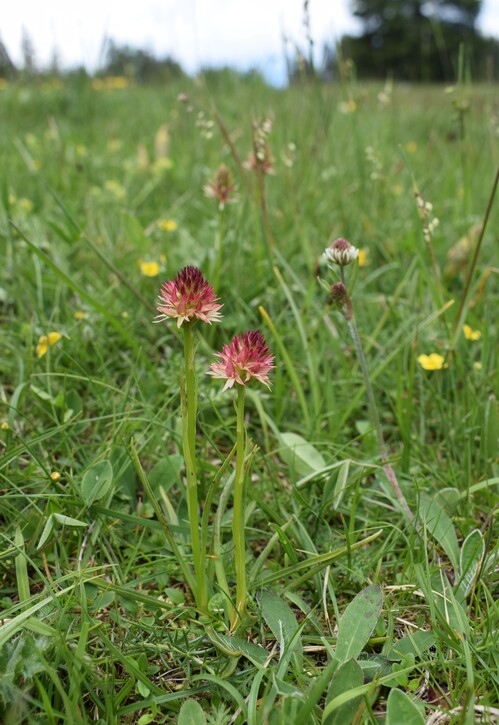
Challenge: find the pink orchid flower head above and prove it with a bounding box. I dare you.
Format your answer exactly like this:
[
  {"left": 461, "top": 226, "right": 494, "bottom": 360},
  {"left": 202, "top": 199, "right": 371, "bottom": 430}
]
[
  {"left": 155, "top": 266, "right": 223, "bottom": 328},
  {"left": 208, "top": 330, "right": 275, "bottom": 391}
]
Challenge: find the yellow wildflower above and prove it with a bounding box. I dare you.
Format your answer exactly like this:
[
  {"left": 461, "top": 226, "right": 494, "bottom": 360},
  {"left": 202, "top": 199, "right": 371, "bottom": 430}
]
[
  {"left": 36, "top": 331, "right": 62, "bottom": 358},
  {"left": 74, "top": 310, "right": 86, "bottom": 321},
  {"left": 104, "top": 180, "right": 126, "bottom": 200},
  {"left": 139, "top": 260, "right": 161, "bottom": 277},
  {"left": 1, "top": 421, "right": 9, "bottom": 430},
  {"left": 463, "top": 324, "right": 481, "bottom": 341},
  {"left": 50, "top": 471, "right": 61, "bottom": 481},
  {"left": 405, "top": 141, "right": 417, "bottom": 154},
  {"left": 417, "top": 353, "right": 447, "bottom": 371},
  {"left": 358, "top": 249, "right": 369, "bottom": 267},
  {"left": 158, "top": 219, "right": 177, "bottom": 233},
  {"left": 339, "top": 99, "right": 357, "bottom": 114},
  {"left": 474, "top": 362, "right": 482, "bottom": 371}
]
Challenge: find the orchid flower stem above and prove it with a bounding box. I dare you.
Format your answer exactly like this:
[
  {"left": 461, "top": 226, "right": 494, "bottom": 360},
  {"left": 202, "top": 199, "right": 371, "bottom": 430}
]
[
  {"left": 183, "top": 323, "right": 207, "bottom": 610},
  {"left": 213, "top": 208, "right": 225, "bottom": 295},
  {"left": 339, "top": 269, "right": 415, "bottom": 525},
  {"left": 232, "top": 384, "right": 247, "bottom": 627}
]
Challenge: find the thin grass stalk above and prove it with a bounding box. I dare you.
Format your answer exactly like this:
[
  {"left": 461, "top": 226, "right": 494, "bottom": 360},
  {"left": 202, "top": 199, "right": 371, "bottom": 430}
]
[
  {"left": 182, "top": 324, "right": 207, "bottom": 610},
  {"left": 129, "top": 438, "right": 196, "bottom": 596},
  {"left": 450, "top": 166, "right": 499, "bottom": 350},
  {"left": 232, "top": 385, "right": 247, "bottom": 627},
  {"left": 213, "top": 208, "right": 225, "bottom": 295},
  {"left": 339, "top": 269, "right": 415, "bottom": 525}
]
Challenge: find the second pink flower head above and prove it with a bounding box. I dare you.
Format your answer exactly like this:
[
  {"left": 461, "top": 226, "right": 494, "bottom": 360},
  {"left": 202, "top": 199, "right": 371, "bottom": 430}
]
[{"left": 208, "top": 330, "right": 275, "bottom": 391}]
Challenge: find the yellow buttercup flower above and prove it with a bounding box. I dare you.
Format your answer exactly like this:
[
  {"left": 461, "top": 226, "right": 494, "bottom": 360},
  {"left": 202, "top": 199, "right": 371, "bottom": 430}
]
[
  {"left": 463, "top": 324, "right": 481, "bottom": 341},
  {"left": 50, "top": 471, "right": 61, "bottom": 481},
  {"left": 1, "top": 421, "right": 9, "bottom": 430},
  {"left": 474, "top": 362, "right": 482, "bottom": 371},
  {"left": 139, "top": 260, "right": 161, "bottom": 277},
  {"left": 405, "top": 141, "right": 417, "bottom": 154},
  {"left": 36, "top": 331, "right": 62, "bottom": 358},
  {"left": 358, "top": 249, "right": 369, "bottom": 267},
  {"left": 74, "top": 310, "right": 86, "bottom": 321},
  {"left": 417, "top": 353, "right": 447, "bottom": 371},
  {"left": 158, "top": 219, "right": 177, "bottom": 232}
]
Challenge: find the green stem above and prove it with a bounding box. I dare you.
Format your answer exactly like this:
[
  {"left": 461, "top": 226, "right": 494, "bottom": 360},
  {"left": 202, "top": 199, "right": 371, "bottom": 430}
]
[
  {"left": 213, "top": 208, "right": 225, "bottom": 295},
  {"left": 182, "top": 324, "right": 207, "bottom": 610},
  {"left": 340, "top": 269, "right": 415, "bottom": 525},
  {"left": 232, "top": 385, "right": 247, "bottom": 627},
  {"left": 449, "top": 166, "right": 499, "bottom": 350}
]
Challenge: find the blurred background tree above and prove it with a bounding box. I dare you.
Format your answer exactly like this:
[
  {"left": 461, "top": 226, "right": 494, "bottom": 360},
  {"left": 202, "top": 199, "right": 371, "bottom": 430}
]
[{"left": 340, "top": 0, "right": 499, "bottom": 80}]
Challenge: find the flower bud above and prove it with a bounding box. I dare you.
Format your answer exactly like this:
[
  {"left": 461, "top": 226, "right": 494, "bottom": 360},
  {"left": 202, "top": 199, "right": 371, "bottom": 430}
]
[{"left": 324, "top": 238, "right": 359, "bottom": 266}]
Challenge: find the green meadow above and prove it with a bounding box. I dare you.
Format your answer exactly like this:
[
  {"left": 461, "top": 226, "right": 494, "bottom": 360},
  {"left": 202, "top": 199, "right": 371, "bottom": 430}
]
[{"left": 1, "top": 74, "right": 498, "bottom": 723}]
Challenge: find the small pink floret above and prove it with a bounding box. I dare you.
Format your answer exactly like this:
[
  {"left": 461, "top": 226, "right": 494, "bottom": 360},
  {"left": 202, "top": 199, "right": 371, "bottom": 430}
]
[
  {"left": 155, "top": 266, "right": 222, "bottom": 327},
  {"left": 208, "top": 330, "right": 275, "bottom": 391}
]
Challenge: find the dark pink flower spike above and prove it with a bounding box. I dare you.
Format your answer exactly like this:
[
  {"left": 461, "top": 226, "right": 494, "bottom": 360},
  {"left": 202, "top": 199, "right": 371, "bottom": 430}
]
[
  {"left": 208, "top": 330, "right": 275, "bottom": 391},
  {"left": 155, "top": 266, "right": 223, "bottom": 328}
]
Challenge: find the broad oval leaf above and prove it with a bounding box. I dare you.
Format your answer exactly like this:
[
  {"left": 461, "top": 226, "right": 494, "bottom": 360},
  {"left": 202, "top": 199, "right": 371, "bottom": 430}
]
[
  {"left": 260, "top": 589, "right": 302, "bottom": 664},
  {"left": 386, "top": 688, "right": 425, "bottom": 725},
  {"left": 419, "top": 493, "right": 459, "bottom": 571},
  {"left": 324, "top": 658, "right": 364, "bottom": 724},
  {"left": 178, "top": 698, "right": 207, "bottom": 725},
  {"left": 335, "top": 585, "right": 383, "bottom": 663},
  {"left": 278, "top": 432, "right": 325, "bottom": 478},
  {"left": 457, "top": 529, "right": 485, "bottom": 601},
  {"left": 81, "top": 460, "right": 114, "bottom": 505}
]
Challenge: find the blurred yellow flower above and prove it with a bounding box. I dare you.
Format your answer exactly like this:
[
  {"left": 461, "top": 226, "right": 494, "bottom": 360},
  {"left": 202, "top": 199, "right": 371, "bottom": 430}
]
[
  {"left": 358, "top": 249, "right": 369, "bottom": 266},
  {"left": 139, "top": 260, "right": 161, "bottom": 277},
  {"left": 153, "top": 157, "right": 174, "bottom": 172},
  {"left": 74, "top": 310, "right": 87, "bottom": 321},
  {"left": 417, "top": 353, "right": 447, "bottom": 371},
  {"left": 50, "top": 471, "right": 61, "bottom": 481},
  {"left": 158, "top": 219, "right": 177, "bottom": 232},
  {"left": 104, "top": 180, "right": 126, "bottom": 200},
  {"left": 405, "top": 141, "right": 417, "bottom": 154},
  {"left": 1, "top": 421, "right": 9, "bottom": 430},
  {"left": 474, "top": 362, "right": 482, "bottom": 371},
  {"left": 92, "top": 76, "right": 129, "bottom": 91},
  {"left": 339, "top": 99, "right": 357, "bottom": 114},
  {"left": 36, "top": 331, "right": 62, "bottom": 358},
  {"left": 463, "top": 324, "right": 481, "bottom": 341},
  {"left": 0, "top": 79, "right": 9, "bottom": 90}
]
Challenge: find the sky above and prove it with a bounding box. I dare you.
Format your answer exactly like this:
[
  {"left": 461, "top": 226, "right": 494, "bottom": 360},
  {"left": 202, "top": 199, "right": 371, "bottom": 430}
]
[{"left": 2, "top": 0, "right": 499, "bottom": 85}]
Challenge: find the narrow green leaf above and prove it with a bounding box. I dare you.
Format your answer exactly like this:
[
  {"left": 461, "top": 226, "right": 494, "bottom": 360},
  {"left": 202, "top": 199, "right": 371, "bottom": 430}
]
[
  {"left": 81, "top": 459, "right": 114, "bottom": 505},
  {"left": 178, "top": 699, "right": 207, "bottom": 725},
  {"left": 419, "top": 493, "right": 459, "bottom": 571},
  {"left": 456, "top": 529, "right": 485, "bottom": 601},
  {"left": 335, "top": 585, "right": 383, "bottom": 663},
  {"left": 207, "top": 628, "right": 268, "bottom": 667},
  {"left": 255, "top": 530, "right": 383, "bottom": 588},
  {"left": 386, "top": 689, "right": 425, "bottom": 725},
  {"left": 324, "top": 658, "right": 364, "bottom": 725},
  {"left": 14, "top": 527, "right": 30, "bottom": 604},
  {"left": 37, "top": 514, "right": 88, "bottom": 550},
  {"left": 36, "top": 516, "right": 55, "bottom": 550},
  {"left": 52, "top": 514, "right": 88, "bottom": 528},
  {"left": 482, "top": 395, "right": 498, "bottom": 461},
  {"left": 332, "top": 459, "right": 350, "bottom": 510}
]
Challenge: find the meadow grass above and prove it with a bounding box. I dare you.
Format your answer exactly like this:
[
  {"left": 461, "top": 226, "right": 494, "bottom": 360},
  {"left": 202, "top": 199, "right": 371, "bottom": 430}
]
[{"left": 0, "top": 73, "right": 498, "bottom": 724}]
